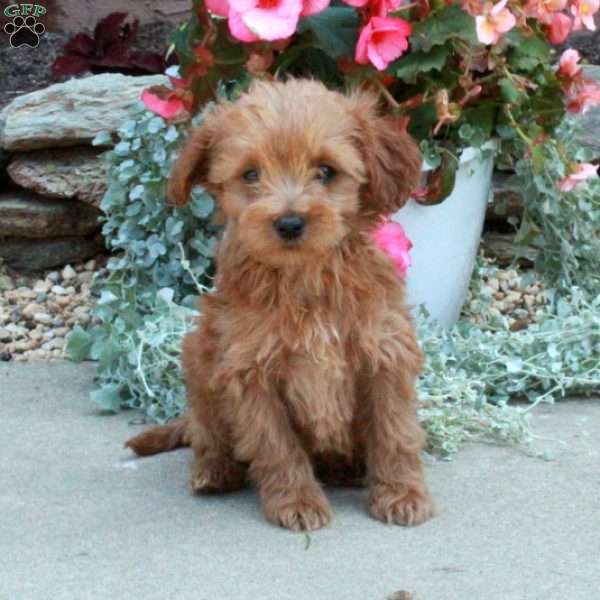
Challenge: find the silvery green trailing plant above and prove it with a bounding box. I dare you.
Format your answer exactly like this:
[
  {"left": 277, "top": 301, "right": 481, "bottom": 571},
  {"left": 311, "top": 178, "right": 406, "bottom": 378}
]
[
  {"left": 69, "top": 103, "right": 600, "bottom": 455},
  {"left": 511, "top": 116, "right": 600, "bottom": 296},
  {"left": 68, "top": 107, "right": 218, "bottom": 420}
]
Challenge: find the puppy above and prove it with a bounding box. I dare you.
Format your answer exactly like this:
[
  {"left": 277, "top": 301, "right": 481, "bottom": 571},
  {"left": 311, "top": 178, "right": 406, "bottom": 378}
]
[{"left": 126, "top": 79, "right": 433, "bottom": 531}]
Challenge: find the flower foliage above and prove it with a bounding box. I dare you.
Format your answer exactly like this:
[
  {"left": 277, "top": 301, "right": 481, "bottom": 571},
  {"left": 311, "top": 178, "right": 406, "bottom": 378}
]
[{"left": 138, "top": 0, "right": 600, "bottom": 201}]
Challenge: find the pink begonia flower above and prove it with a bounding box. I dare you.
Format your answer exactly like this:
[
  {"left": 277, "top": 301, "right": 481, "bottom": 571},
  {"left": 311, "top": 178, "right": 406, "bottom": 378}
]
[
  {"left": 557, "top": 162, "right": 598, "bottom": 192},
  {"left": 355, "top": 16, "right": 411, "bottom": 71},
  {"left": 566, "top": 80, "right": 600, "bottom": 113},
  {"left": 206, "top": 0, "right": 230, "bottom": 16},
  {"left": 212, "top": 0, "right": 329, "bottom": 42},
  {"left": 230, "top": 0, "right": 303, "bottom": 41},
  {"left": 525, "top": 0, "right": 567, "bottom": 19},
  {"left": 558, "top": 48, "right": 583, "bottom": 78},
  {"left": 475, "top": 0, "right": 517, "bottom": 45},
  {"left": 141, "top": 89, "right": 186, "bottom": 120},
  {"left": 546, "top": 11, "right": 572, "bottom": 42},
  {"left": 543, "top": 0, "right": 567, "bottom": 9},
  {"left": 570, "top": 0, "right": 599, "bottom": 30},
  {"left": 341, "top": 0, "right": 403, "bottom": 15},
  {"left": 372, "top": 221, "right": 413, "bottom": 277},
  {"left": 301, "top": 0, "right": 330, "bottom": 15}
]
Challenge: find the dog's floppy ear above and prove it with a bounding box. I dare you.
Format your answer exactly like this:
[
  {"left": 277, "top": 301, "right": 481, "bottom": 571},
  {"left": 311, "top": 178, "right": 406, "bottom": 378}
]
[
  {"left": 167, "top": 119, "right": 217, "bottom": 207},
  {"left": 349, "top": 92, "right": 422, "bottom": 214}
]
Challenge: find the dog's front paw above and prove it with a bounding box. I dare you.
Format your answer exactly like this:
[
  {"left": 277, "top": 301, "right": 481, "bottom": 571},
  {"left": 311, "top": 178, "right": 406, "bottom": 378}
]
[
  {"left": 264, "top": 486, "right": 333, "bottom": 532},
  {"left": 368, "top": 483, "right": 434, "bottom": 526}
]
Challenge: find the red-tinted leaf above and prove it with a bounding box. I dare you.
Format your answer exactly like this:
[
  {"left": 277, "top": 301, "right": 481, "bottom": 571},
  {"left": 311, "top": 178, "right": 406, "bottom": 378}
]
[
  {"left": 51, "top": 54, "right": 91, "bottom": 77},
  {"left": 94, "top": 12, "right": 128, "bottom": 49},
  {"left": 63, "top": 33, "right": 95, "bottom": 57},
  {"left": 129, "top": 51, "right": 166, "bottom": 74},
  {"left": 93, "top": 41, "right": 133, "bottom": 68},
  {"left": 417, "top": 153, "right": 458, "bottom": 205},
  {"left": 122, "top": 18, "right": 139, "bottom": 43}
]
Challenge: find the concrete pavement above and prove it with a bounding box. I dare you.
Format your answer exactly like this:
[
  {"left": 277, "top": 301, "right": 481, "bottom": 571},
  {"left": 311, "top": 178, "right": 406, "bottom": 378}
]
[{"left": 1, "top": 361, "right": 599, "bottom": 600}]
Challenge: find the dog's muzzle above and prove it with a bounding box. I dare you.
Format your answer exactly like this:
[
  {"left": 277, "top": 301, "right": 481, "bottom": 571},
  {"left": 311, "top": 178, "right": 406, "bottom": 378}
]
[{"left": 273, "top": 214, "right": 305, "bottom": 241}]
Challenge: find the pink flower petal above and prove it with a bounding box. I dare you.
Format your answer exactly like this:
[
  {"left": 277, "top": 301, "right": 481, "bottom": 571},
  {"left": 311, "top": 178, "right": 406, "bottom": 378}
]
[
  {"left": 372, "top": 221, "right": 413, "bottom": 277},
  {"left": 494, "top": 9, "right": 516, "bottom": 33},
  {"left": 301, "top": 0, "right": 330, "bottom": 16},
  {"left": 581, "top": 13, "right": 597, "bottom": 29},
  {"left": 490, "top": 0, "right": 509, "bottom": 16},
  {"left": 547, "top": 13, "right": 572, "bottom": 44},
  {"left": 375, "top": 32, "right": 409, "bottom": 61},
  {"left": 558, "top": 48, "right": 581, "bottom": 77},
  {"left": 228, "top": 8, "right": 259, "bottom": 41},
  {"left": 242, "top": 7, "right": 300, "bottom": 40},
  {"left": 366, "top": 43, "right": 388, "bottom": 70},
  {"left": 371, "top": 15, "right": 411, "bottom": 35},
  {"left": 356, "top": 16, "right": 411, "bottom": 70},
  {"left": 230, "top": 0, "right": 258, "bottom": 12},
  {"left": 558, "top": 162, "right": 598, "bottom": 191},
  {"left": 140, "top": 90, "right": 184, "bottom": 120},
  {"left": 355, "top": 21, "right": 373, "bottom": 63},
  {"left": 475, "top": 16, "right": 499, "bottom": 44},
  {"left": 572, "top": 162, "right": 598, "bottom": 179},
  {"left": 206, "top": 0, "right": 230, "bottom": 16}
]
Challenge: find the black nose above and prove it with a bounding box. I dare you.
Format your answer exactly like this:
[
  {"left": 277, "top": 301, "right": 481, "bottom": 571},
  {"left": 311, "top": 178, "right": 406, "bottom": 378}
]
[{"left": 273, "top": 215, "right": 305, "bottom": 241}]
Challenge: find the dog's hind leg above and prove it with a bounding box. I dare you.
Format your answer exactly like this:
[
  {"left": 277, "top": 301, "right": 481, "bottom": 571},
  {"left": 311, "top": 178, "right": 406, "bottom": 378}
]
[
  {"left": 125, "top": 416, "right": 190, "bottom": 456},
  {"left": 189, "top": 417, "right": 247, "bottom": 494}
]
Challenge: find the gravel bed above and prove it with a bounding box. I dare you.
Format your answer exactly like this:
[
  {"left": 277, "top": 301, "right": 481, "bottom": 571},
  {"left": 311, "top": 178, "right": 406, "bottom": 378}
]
[
  {"left": 1, "top": 251, "right": 549, "bottom": 363},
  {"left": 0, "top": 257, "right": 107, "bottom": 362},
  {"left": 464, "top": 265, "right": 548, "bottom": 330}
]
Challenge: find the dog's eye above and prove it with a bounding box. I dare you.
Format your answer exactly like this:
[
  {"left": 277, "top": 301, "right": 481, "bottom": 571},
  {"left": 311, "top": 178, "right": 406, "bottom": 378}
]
[
  {"left": 242, "top": 169, "right": 260, "bottom": 183},
  {"left": 317, "top": 165, "right": 336, "bottom": 184}
]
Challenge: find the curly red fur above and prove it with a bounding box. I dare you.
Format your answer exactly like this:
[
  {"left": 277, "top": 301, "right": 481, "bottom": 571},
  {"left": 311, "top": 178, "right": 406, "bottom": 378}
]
[{"left": 126, "top": 79, "right": 433, "bottom": 531}]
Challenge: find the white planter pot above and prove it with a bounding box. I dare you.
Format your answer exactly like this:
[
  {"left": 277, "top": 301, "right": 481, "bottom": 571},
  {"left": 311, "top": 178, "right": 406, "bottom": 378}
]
[{"left": 392, "top": 146, "right": 495, "bottom": 328}]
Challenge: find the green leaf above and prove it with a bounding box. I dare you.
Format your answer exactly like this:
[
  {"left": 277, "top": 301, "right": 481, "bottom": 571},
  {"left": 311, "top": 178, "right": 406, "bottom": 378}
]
[
  {"left": 298, "top": 7, "right": 359, "bottom": 58},
  {"left": 92, "top": 131, "right": 113, "bottom": 147},
  {"left": 507, "top": 31, "right": 550, "bottom": 72},
  {"left": 462, "top": 102, "right": 497, "bottom": 139},
  {"left": 411, "top": 5, "right": 478, "bottom": 52},
  {"left": 190, "top": 190, "right": 215, "bottom": 218},
  {"left": 505, "top": 358, "right": 523, "bottom": 374},
  {"left": 97, "top": 340, "right": 123, "bottom": 370},
  {"left": 498, "top": 78, "right": 523, "bottom": 103},
  {"left": 391, "top": 44, "right": 449, "bottom": 83},
  {"left": 66, "top": 326, "right": 92, "bottom": 362},
  {"left": 531, "top": 145, "right": 546, "bottom": 174},
  {"left": 114, "top": 141, "right": 131, "bottom": 156},
  {"left": 90, "top": 384, "right": 123, "bottom": 413},
  {"left": 285, "top": 47, "right": 343, "bottom": 84}
]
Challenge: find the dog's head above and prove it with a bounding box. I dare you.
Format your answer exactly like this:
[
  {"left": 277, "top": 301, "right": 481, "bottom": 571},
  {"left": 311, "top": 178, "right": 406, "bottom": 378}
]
[{"left": 169, "top": 79, "right": 421, "bottom": 266}]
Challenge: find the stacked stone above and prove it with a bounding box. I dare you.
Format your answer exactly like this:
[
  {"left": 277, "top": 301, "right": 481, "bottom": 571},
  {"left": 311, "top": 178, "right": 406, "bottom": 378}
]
[{"left": 0, "top": 73, "right": 166, "bottom": 271}]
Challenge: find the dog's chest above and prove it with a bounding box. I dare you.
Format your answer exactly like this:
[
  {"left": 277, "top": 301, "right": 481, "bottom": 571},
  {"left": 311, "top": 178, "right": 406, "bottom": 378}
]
[{"left": 279, "top": 321, "right": 358, "bottom": 456}]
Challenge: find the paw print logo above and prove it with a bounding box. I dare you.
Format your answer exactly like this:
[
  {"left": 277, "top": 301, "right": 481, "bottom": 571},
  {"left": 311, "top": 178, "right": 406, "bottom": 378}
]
[{"left": 4, "top": 15, "right": 45, "bottom": 48}]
